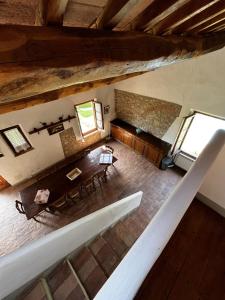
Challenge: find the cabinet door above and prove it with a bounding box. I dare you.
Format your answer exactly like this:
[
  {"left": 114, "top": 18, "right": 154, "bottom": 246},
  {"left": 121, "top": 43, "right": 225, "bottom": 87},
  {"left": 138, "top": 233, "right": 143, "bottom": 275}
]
[
  {"left": 133, "top": 138, "right": 146, "bottom": 155},
  {"left": 111, "top": 126, "right": 124, "bottom": 143},
  {"left": 145, "top": 144, "right": 160, "bottom": 164},
  {"left": 123, "top": 131, "right": 134, "bottom": 148}
]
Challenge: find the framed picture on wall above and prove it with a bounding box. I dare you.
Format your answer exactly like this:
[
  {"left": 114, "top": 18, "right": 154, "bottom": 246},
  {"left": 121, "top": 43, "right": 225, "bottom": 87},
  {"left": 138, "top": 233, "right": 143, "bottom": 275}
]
[
  {"left": 47, "top": 123, "right": 64, "bottom": 135},
  {"left": 104, "top": 105, "right": 110, "bottom": 114}
]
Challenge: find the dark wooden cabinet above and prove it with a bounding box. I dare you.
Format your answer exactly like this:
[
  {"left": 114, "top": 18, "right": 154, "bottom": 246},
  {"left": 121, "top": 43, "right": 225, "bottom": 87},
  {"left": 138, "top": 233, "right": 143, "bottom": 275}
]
[
  {"left": 145, "top": 144, "right": 161, "bottom": 165},
  {"left": 133, "top": 138, "right": 146, "bottom": 155},
  {"left": 111, "top": 126, "right": 124, "bottom": 143},
  {"left": 111, "top": 119, "right": 171, "bottom": 168},
  {"left": 123, "top": 131, "right": 134, "bottom": 148}
]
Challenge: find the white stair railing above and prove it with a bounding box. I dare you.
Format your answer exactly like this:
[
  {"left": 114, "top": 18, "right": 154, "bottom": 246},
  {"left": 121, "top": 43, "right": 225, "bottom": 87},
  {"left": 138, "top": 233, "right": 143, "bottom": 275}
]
[
  {"left": 0, "top": 191, "right": 143, "bottom": 299},
  {"left": 95, "top": 129, "right": 225, "bottom": 300}
]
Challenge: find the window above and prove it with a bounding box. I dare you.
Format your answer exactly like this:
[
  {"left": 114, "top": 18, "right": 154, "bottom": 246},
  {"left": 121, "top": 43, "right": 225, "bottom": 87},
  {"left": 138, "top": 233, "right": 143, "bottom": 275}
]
[
  {"left": 174, "top": 111, "right": 225, "bottom": 159},
  {"left": 0, "top": 125, "right": 33, "bottom": 156},
  {"left": 75, "top": 100, "right": 104, "bottom": 136}
]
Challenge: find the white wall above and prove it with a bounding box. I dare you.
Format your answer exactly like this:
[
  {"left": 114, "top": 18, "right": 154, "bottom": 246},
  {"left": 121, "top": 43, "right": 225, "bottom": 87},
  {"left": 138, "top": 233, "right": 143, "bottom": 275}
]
[
  {"left": 0, "top": 86, "right": 115, "bottom": 185},
  {"left": 199, "top": 144, "right": 225, "bottom": 209},
  {"left": 114, "top": 47, "right": 225, "bottom": 144},
  {"left": 114, "top": 47, "right": 225, "bottom": 211}
]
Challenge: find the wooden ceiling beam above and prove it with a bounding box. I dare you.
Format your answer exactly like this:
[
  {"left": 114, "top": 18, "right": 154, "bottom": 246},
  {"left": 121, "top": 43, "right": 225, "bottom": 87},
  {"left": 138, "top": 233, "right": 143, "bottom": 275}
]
[
  {"left": 192, "top": 11, "right": 225, "bottom": 33},
  {"left": 114, "top": 0, "right": 155, "bottom": 31},
  {"left": 0, "top": 72, "right": 145, "bottom": 115},
  {"left": 0, "top": 26, "right": 225, "bottom": 104},
  {"left": 151, "top": 0, "right": 222, "bottom": 35},
  {"left": 175, "top": 1, "right": 225, "bottom": 33},
  {"left": 213, "top": 24, "right": 225, "bottom": 32},
  {"left": 200, "top": 18, "right": 225, "bottom": 32},
  {"left": 47, "top": 0, "right": 70, "bottom": 25},
  {"left": 213, "top": 24, "right": 225, "bottom": 33},
  {"left": 96, "top": 0, "right": 129, "bottom": 29},
  {"left": 131, "top": 0, "right": 190, "bottom": 31},
  {"left": 145, "top": 0, "right": 192, "bottom": 33}
]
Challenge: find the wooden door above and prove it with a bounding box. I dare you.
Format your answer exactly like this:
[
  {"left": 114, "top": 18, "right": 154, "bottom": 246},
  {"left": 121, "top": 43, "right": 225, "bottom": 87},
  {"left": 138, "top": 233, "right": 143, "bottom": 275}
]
[
  {"left": 111, "top": 126, "right": 124, "bottom": 143},
  {"left": 133, "top": 137, "right": 146, "bottom": 155},
  {"left": 123, "top": 131, "right": 134, "bottom": 148},
  {"left": 145, "top": 144, "right": 160, "bottom": 165},
  {"left": 0, "top": 175, "right": 10, "bottom": 191}
]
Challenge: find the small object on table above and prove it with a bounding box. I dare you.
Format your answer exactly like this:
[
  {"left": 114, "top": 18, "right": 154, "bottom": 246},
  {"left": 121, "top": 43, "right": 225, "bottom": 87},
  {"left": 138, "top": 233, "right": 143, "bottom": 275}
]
[
  {"left": 66, "top": 168, "right": 82, "bottom": 181},
  {"left": 99, "top": 153, "right": 113, "bottom": 165},
  {"left": 34, "top": 189, "right": 50, "bottom": 204}
]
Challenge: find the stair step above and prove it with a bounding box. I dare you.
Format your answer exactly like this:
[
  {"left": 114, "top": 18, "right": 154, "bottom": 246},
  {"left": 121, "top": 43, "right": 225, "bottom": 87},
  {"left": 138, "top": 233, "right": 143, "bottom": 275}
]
[
  {"left": 111, "top": 221, "right": 137, "bottom": 248},
  {"left": 131, "top": 212, "right": 148, "bottom": 231},
  {"left": 102, "top": 228, "right": 128, "bottom": 258},
  {"left": 122, "top": 215, "right": 144, "bottom": 240},
  {"left": 46, "top": 260, "right": 86, "bottom": 300},
  {"left": 70, "top": 247, "right": 107, "bottom": 299},
  {"left": 89, "top": 236, "right": 120, "bottom": 276},
  {"left": 18, "top": 280, "right": 47, "bottom": 300}
]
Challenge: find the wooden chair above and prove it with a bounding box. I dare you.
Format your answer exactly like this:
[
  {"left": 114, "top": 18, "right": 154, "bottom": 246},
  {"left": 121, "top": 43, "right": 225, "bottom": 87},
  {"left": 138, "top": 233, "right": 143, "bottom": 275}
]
[
  {"left": 67, "top": 186, "right": 81, "bottom": 203},
  {"left": 15, "top": 200, "right": 41, "bottom": 221},
  {"left": 105, "top": 145, "right": 114, "bottom": 154},
  {"left": 15, "top": 200, "right": 25, "bottom": 215},
  {"left": 80, "top": 176, "right": 96, "bottom": 195},
  {"left": 48, "top": 195, "right": 70, "bottom": 212},
  {"left": 94, "top": 168, "right": 107, "bottom": 186},
  {"left": 104, "top": 145, "right": 115, "bottom": 170}
]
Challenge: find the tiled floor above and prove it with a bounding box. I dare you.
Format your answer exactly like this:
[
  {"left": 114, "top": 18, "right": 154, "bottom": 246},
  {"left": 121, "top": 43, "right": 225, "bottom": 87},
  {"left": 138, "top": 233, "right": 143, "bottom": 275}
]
[{"left": 0, "top": 140, "right": 183, "bottom": 256}]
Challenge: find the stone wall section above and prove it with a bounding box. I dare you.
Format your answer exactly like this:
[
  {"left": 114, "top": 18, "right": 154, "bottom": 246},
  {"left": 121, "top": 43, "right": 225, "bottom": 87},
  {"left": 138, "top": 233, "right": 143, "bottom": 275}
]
[
  {"left": 115, "top": 89, "right": 182, "bottom": 138},
  {"left": 60, "top": 127, "right": 101, "bottom": 157}
]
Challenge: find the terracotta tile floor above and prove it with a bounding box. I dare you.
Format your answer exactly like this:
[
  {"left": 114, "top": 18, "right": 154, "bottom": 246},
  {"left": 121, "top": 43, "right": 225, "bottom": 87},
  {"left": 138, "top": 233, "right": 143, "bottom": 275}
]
[{"left": 0, "top": 141, "right": 183, "bottom": 256}]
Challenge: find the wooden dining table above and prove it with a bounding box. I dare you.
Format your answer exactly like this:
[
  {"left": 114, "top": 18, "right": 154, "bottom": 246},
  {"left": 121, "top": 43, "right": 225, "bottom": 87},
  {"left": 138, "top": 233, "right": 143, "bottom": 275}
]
[{"left": 19, "top": 147, "right": 117, "bottom": 220}]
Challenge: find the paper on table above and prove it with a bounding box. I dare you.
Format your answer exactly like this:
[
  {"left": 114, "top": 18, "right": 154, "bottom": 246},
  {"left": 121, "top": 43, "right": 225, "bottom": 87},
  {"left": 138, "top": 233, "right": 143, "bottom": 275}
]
[{"left": 34, "top": 189, "right": 50, "bottom": 204}]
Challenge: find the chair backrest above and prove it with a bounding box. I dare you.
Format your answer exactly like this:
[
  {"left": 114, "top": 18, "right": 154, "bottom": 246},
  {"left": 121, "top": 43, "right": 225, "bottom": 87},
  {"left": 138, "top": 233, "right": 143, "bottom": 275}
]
[
  {"left": 15, "top": 200, "right": 25, "bottom": 214},
  {"left": 105, "top": 145, "right": 114, "bottom": 154},
  {"left": 94, "top": 169, "right": 106, "bottom": 178},
  {"left": 82, "top": 175, "right": 94, "bottom": 187}
]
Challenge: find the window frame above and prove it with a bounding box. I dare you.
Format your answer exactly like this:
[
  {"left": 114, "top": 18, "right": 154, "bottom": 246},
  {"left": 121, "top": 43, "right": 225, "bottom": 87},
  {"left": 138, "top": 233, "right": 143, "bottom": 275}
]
[
  {"left": 94, "top": 101, "right": 104, "bottom": 130},
  {"left": 75, "top": 99, "right": 104, "bottom": 137},
  {"left": 173, "top": 110, "right": 225, "bottom": 160},
  {"left": 0, "top": 125, "right": 33, "bottom": 157}
]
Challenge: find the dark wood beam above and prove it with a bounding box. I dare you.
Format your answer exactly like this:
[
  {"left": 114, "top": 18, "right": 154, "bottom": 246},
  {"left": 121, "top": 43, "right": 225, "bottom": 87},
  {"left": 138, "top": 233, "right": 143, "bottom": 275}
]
[
  {"left": 114, "top": 0, "right": 155, "bottom": 31},
  {"left": 131, "top": 0, "right": 188, "bottom": 31},
  {"left": 213, "top": 24, "right": 225, "bottom": 32},
  {"left": 47, "top": 0, "right": 69, "bottom": 25},
  {"left": 191, "top": 11, "right": 225, "bottom": 33},
  {"left": 0, "top": 72, "right": 145, "bottom": 115},
  {"left": 173, "top": 1, "right": 225, "bottom": 34},
  {"left": 96, "top": 0, "right": 129, "bottom": 28},
  {"left": 144, "top": 0, "right": 191, "bottom": 33},
  {"left": 200, "top": 18, "right": 225, "bottom": 32},
  {"left": 0, "top": 26, "right": 225, "bottom": 105},
  {"left": 151, "top": 0, "right": 222, "bottom": 35}
]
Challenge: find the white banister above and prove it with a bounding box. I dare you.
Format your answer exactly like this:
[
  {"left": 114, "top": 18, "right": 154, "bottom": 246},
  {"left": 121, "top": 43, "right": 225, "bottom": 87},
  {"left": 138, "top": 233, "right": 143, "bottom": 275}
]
[
  {"left": 95, "top": 129, "right": 225, "bottom": 300},
  {"left": 0, "top": 191, "right": 143, "bottom": 299}
]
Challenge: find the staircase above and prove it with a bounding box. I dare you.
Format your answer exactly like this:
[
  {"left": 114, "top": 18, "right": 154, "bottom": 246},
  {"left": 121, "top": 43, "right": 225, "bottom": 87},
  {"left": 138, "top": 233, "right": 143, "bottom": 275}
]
[{"left": 16, "top": 213, "right": 146, "bottom": 300}]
